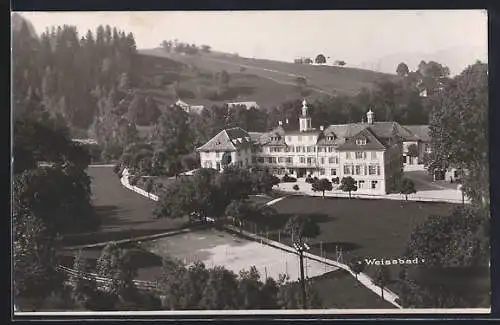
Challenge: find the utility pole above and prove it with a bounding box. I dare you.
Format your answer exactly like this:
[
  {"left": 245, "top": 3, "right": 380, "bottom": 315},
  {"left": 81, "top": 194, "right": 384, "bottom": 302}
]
[
  {"left": 299, "top": 249, "right": 306, "bottom": 308},
  {"left": 294, "top": 242, "right": 310, "bottom": 309}
]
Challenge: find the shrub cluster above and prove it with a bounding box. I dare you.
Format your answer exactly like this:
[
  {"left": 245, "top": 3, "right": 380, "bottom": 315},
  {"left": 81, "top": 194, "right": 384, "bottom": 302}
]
[{"left": 281, "top": 174, "right": 297, "bottom": 183}]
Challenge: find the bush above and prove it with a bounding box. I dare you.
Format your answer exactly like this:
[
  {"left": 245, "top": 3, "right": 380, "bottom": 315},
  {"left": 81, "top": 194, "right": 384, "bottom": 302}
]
[
  {"left": 331, "top": 177, "right": 340, "bottom": 184},
  {"left": 282, "top": 174, "right": 297, "bottom": 183},
  {"left": 113, "top": 164, "right": 121, "bottom": 175},
  {"left": 129, "top": 176, "right": 139, "bottom": 186},
  {"left": 305, "top": 176, "right": 314, "bottom": 184},
  {"left": 293, "top": 184, "right": 300, "bottom": 191}
]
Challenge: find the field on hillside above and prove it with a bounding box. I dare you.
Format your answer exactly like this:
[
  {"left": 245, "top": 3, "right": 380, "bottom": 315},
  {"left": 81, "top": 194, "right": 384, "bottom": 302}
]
[
  {"left": 139, "top": 48, "right": 394, "bottom": 97},
  {"left": 134, "top": 50, "right": 318, "bottom": 110}
]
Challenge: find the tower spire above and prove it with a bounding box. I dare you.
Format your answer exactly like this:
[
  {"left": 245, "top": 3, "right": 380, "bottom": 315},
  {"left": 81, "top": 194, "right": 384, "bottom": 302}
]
[{"left": 301, "top": 98, "right": 308, "bottom": 116}]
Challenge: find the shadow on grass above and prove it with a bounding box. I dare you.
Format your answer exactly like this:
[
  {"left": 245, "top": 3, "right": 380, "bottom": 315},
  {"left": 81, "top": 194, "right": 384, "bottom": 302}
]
[
  {"left": 310, "top": 241, "right": 362, "bottom": 253},
  {"left": 257, "top": 212, "right": 332, "bottom": 231},
  {"left": 60, "top": 223, "right": 193, "bottom": 247},
  {"left": 57, "top": 247, "right": 164, "bottom": 270}
]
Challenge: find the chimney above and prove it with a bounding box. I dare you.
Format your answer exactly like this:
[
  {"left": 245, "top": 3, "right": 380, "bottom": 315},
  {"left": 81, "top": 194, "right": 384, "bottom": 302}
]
[
  {"left": 278, "top": 120, "right": 283, "bottom": 126},
  {"left": 367, "top": 109, "right": 374, "bottom": 125},
  {"left": 320, "top": 125, "right": 324, "bottom": 131}
]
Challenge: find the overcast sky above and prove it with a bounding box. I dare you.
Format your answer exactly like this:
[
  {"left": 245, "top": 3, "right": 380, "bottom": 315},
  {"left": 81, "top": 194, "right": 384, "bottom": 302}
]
[{"left": 19, "top": 10, "right": 487, "bottom": 73}]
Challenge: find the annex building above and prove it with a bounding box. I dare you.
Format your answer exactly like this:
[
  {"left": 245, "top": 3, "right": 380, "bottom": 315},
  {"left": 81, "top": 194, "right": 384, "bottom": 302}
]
[{"left": 197, "top": 100, "right": 431, "bottom": 194}]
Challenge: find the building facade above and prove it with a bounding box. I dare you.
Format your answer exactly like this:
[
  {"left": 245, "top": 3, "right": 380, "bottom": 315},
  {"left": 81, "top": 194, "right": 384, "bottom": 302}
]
[{"left": 197, "top": 99, "right": 428, "bottom": 194}]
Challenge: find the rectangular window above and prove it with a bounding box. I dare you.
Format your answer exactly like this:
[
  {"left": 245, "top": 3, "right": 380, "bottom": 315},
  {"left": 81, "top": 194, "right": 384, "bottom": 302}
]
[
  {"left": 355, "top": 152, "right": 364, "bottom": 159},
  {"left": 295, "top": 146, "right": 301, "bottom": 153},
  {"left": 300, "top": 156, "right": 305, "bottom": 164},
  {"left": 278, "top": 157, "right": 284, "bottom": 163},
  {"left": 377, "top": 165, "right": 381, "bottom": 175},
  {"left": 328, "top": 157, "right": 334, "bottom": 164},
  {"left": 216, "top": 152, "right": 221, "bottom": 158},
  {"left": 368, "top": 165, "right": 377, "bottom": 175},
  {"left": 328, "top": 146, "right": 333, "bottom": 152},
  {"left": 371, "top": 151, "right": 377, "bottom": 160},
  {"left": 286, "top": 157, "right": 293, "bottom": 164},
  {"left": 320, "top": 157, "right": 325, "bottom": 165},
  {"left": 346, "top": 152, "right": 351, "bottom": 159},
  {"left": 331, "top": 169, "right": 337, "bottom": 176},
  {"left": 371, "top": 180, "right": 378, "bottom": 189},
  {"left": 272, "top": 157, "right": 277, "bottom": 164},
  {"left": 358, "top": 180, "right": 365, "bottom": 188},
  {"left": 364, "top": 165, "right": 367, "bottom": 175},
  {"left": 307, "top": 146, "right": 312, "bottom": 153},
  {"left": 355, "top": 165, "right": 361, "bottom": 175},
  {"left": 344, "top": 165, "right": 350, "bottom": 175},
  {"left": 320, "top": 168, "right": 325, "bottom": 175}
]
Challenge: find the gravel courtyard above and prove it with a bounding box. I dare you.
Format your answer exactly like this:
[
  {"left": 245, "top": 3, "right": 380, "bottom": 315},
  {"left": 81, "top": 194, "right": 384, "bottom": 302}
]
[{"left": 143, "top": 228, "right": 338, "bottom": 282}]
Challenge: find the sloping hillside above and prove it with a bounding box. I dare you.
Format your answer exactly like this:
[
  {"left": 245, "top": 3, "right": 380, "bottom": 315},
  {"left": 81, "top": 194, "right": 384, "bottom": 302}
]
[
  {"left": 134, "top": 51, "right": 325, "bottom": 111},
  {"left": 139, "top": 48, "right": 395, "bottom": 97}
]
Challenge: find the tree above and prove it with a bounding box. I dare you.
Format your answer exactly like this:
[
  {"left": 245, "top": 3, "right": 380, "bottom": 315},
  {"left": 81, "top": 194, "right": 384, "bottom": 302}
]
[
  {"left": 283, "top": 215, "right": 320, "bottom": 244},
  {"left": 145, "top": 179, "right": 154, "bottom": 194},
  {"left": 427, "top": 62, "right": 488, "bottom": 205},
  {"left": 249, "top": 167, "right": 280, "bottom": 194},
  {"left": 13, "top": 165, "right": 98, "bottom": 235},
  {"left": 293, "top": 184, "right": 300, "bottom": 191},
  {"left": 396, "top": 62, "right": 410, "bottom": 77},
  {"left": 96, "top": 243, "right": 139, "bottom": 306},
  {"left": 225, "top": 199, "right": 256, "bottom": 230},
  {"left": 339, "top": 176, "right": 357, "bottom": 198},
  {"left": 70, "top": 250, "right": 99, "bottom": 310},
  {"left": 13, "top": 212, "right": 63, "bottom": 310},
  {"left": 303, "top": 58, "right": 313, "bottom": 64},
  {"left": 406, "top": 143, "right": 419, "bottom": 159},
  {"left": 406, "top": 205, "right": 489, "bottom": 268},
  {"left": 201, "top": 45, "right": 211, "bottom": 53},
  {"left": 311, "top": 178, "right": 333, "bottom": 199},
  {"left": 151, "top": 105, "right": 193, "bottom": 167},
  {"left": 399, "top": 178, "right": 417, "bottom": 200},
  {"left": 373, "top": 265, "right": 391, "bottom": 299},
  {"left": 315, "top": 54, "right": 326, "bottom": 64},
  {"left": 348, "top": 257, "right": 366, "bottom": 280}
]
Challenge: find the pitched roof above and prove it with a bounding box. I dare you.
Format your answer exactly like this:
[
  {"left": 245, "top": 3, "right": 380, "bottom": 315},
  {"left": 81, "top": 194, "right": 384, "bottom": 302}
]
[
  {"left": 336, "top": 127, "right": 387, "bottom": 151},
  {"left": 196, "top": 127, "right": 252, "bottom": 152},
  {"left": 403, "top": 125, "right": 431, "bottom": 142}
]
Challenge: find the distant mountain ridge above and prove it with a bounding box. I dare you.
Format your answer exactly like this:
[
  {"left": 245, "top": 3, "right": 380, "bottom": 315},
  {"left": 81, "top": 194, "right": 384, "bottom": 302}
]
[
  {"left": 11, "top": 13, "right": 38, "bottom": 39},
  {"left": 363, "top": 45, "right": 487, "bottom": 76}
]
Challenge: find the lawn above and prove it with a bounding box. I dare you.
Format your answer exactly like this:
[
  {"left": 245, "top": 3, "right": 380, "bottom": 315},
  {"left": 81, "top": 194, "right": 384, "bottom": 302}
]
[
  {"left": 312, "top": 270, "right": 395, "bottom": 309},
  {"left": 61, "top": 167, "right": 189, "bottom": 246},
  {"left": 247, "top": 195, "right": 457, "bottom": 290}
]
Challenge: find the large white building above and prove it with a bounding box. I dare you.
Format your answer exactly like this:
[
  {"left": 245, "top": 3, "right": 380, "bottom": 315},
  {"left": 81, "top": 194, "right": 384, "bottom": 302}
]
[{"left": 197, "top": 99, "right": 430, "bottom": 194}]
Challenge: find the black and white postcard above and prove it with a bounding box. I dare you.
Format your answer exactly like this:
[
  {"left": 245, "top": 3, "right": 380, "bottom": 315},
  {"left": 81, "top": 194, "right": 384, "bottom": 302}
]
[{"left": 11, "top": 10, "right": 490, "bottom": 317}]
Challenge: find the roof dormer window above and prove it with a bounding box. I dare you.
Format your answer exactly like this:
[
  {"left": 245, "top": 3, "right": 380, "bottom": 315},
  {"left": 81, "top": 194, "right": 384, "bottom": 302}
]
[
  {"left": 327, "top": 136, "right": 334, "bottom": 141},
  {"left": 356, "top": 139, "right": 367, "bottom": 145}
]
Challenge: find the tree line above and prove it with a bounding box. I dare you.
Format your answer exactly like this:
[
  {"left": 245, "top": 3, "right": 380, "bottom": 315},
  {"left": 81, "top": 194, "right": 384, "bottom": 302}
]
[
  {"left": 161, "top": 39, "right": 212, "bottom": 55},
  {"left": 13, "top": 19, "right": 139, "bottom": 133}
]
